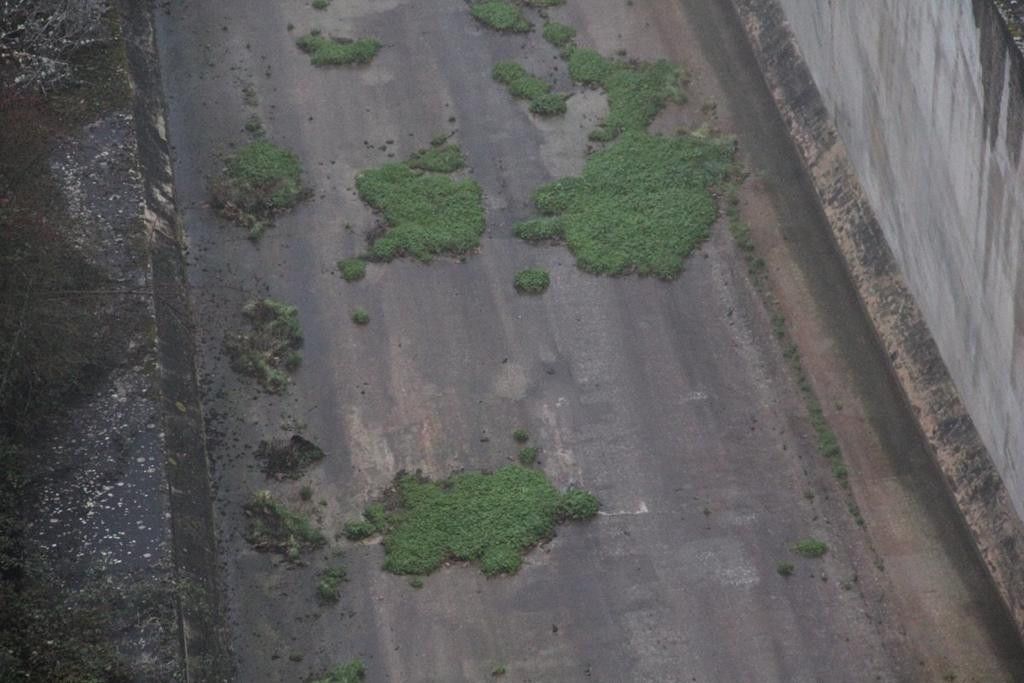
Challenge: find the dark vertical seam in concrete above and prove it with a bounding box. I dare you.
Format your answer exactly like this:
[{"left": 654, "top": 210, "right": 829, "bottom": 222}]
[{"left": 116, "top": 0, "right": 231, "bottom": 680}]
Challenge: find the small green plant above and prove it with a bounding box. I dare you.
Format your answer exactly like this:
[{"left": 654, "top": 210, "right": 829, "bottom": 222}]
[
  {"left": 296, "top": 34, "right": 381, "bottom": 66},
  {"left": 567, "top": 48, "right": 682, "bottom": 141},
  {"left": 316, "top": 566, "right": 348, "bottom": 604},
  {"left": 492, "top": 61, "right": 567, "bottom": 117},
  {"left": 514, "top": 268, "right": 550, "bottom": 294},
  {"left": 243, "top": 491, "right": 326, "bottom": 560},
  {"left": 338, "top": 258, "right": 367, "bottom": 282},
  {"left": 344, "top": 502, "right": 389, "bottom": 540},
  {"left": 343, "top": 520, "right": 377, "bottom": 541},
  {"left": 312, "top": 660, "right": 365, "bottom": 683},
  {"left": 409, "top": 577, "right": 424, "bottom": 589},
  {"left": 407, "top": 144, "right": 465, "bottom": 173},
  {"left": 793, "top": 538, "right": 828, "bottom": 558},
  {"left": 512, "top": 428, "right": 529, "bottom": 443},
  {"left": 542, "top": 21, "right": 576, "bottom": 49},
  {"left": 491, "top": 664, "right": 507, "bottom": 676},
  {"left": 244, "top": 114, "right": 263, "bottom": 136},
  {"left": 256, "top": 434, "right": 325, "bottom": 478},
  {"left": 470, "top": 2, "right": 532, "bottom": 32},
  {"left": 556, "top": 489, "right": 600, "bottom": 520},
  {"left": 776, "top": 562, "right": 794, "bottom": 577},
  {"left": 224, "top": 299, "right": 303, "bottom": 393},
  {"left": 312, "top": 0, "right": 330, "bottom": 8},
  {"left": 351, "top": 308, "right": 370, "bottom": 325},
  {"left": 356, "top": 152, "right": 485, "bottom": 262},
  {"left": 352, "top": 465, "right": 599, "bottom": 576},
  {"left": 517, "top": 446, "right": 538, "bottom": 466},
  {"left": 211, "top": 140, "right": 307, "bottom": 239}
]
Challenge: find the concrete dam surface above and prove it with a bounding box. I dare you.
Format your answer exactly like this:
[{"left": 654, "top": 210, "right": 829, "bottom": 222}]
[{"left": 138, "top": 0, "right": 1024, "bottom": 680}]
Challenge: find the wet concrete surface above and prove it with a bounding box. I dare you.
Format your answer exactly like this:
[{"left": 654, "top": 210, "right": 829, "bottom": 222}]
[{"left": 153, "top": 0, "right": 1023, "bottom": 680}]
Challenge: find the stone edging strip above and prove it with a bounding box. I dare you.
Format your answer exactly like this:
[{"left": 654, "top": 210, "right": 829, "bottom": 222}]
[
  {"left": 728, "top": 0, "right": 1024, "bottom": 639},
  {"left": 117, "top": 1, "right": 231, "bottom": 679}
]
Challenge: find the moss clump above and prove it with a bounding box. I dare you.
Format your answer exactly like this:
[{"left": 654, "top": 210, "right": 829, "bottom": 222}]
[
  {"left": 542, "top": 21, "right": 576, "bottom": 49},
  {"left": 793, "top": 538, "right": 828, "bottom": 558},
  {"left": 470, "top": 1, "right": 532, "bottom": 32},
  {"left": 346, "top": 465, "right": 599, "bottom": 576},
  {"left": 211, "top": 140, "right": 307, "bottom": 239},
  {"left": 407, "top": 144, "right": 465, "bottom": 173},
  {"left": 224, "top": 298, "right": 303, "bottom": 393},
  {"left": 514, "top": 268, "right": 550, "bottom": 294},
  {"left": 243, "top": 491, "right": 326, "bottom": 560},
  {"left": 296, "top": 34, "right": 381, "bottom": 66},
  {"left": 312, "top": 660, "right": 365, "bottom": 683},
  {"left": 355, "top": 153, "right": 485, "bottom": 262},
  {"left": 316, "top": 566, "right": 348, "bottom": 604},
  {"left": 567, "top": 48, "right": 682, "bottom": 141},
  {"left": 256, "top": 434, "right": 325, "bottom": 479},
  {"left": 516, "top": 131, "right": 734, "bottom": 278},
  {"left": 517, "top": 446, "right": 539, "bottom": 466},
  {"left": 492, "top": 61, "right": 567, "bottom": 117},
  {"left": 338, "top": 258, "right": 367, "bottom": 282},
  {"left": 512, "top": 428, "right": 529, "bottom": 443},
  {"left": 351, "top": 308, "right": 370, "bottom": 325}
]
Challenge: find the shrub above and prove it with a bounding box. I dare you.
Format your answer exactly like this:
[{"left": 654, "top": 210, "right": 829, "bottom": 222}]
[
  {"left": 211, "top": 140, "right": 307, "bottom": 239},
  {"left": 514, "top": 268, "right": 550, "bottom": 294},
  {"left": 256, "top": 434, "right": 325, "bottom": 478},
  {"left": 243, "top": 491, "right": 326, "bottom": 560},
  {"left": 351, "top": 308, "right": 370, "bottom": 325},
  {"left": 512, "top": 428, "right": 529, "bottom": 443},
  {"left": 470, "top": 2, "right": 531, "bottom": 32},
  {"left": 542, "top": 22, "right": 576, "bottom": 49},
  {"left": 556, "top": 489, "right": 600, "bottom": 520},
  {"left": 316, "top": 566, "right": 347, "bottom": 604},
  {"left": 407, "top": 144, "right": 465, "bottom": 173},
  {"left": 311, "top": 660, "right": 365, "bottom": 683},
  {"left": 224, "top": 299, "right": 303, "bottom": 393},
  {"left": 517, "top": 446, "right": 538, "bottom": 466}
]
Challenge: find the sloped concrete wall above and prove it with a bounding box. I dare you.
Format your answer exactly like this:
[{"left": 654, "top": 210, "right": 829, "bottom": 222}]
[{"left": 773, "top": 0, "right": 1024, "bottom": 520}]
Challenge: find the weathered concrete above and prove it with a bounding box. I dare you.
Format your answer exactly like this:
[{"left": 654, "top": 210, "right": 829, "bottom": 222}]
[
  {"left": 731, "top": 0, "right": 1024, "bottom": 637},
  {"left": 767, "top": 0, "right": 1024, "bottom": 517}
]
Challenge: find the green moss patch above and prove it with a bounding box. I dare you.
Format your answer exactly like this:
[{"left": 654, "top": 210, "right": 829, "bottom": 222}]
[
  {"left": 492, "top": 61, "right": 567, "bottom": 117},
  {"left": 793, "top": 538, "right": 828, "bottom": 558},
  {"left": 567, "top": 48, "right": 682, "bottom": 141},
  {"left": 514, "top": 268, "right": 550, "bottom": 294},
  {"left": 296, "top": 33, "right": 381, "bottom": 66},
  {"left": 316, "top": 566, "right": 348, "bottom": 604},
  {"left": 345, "top": 465, "right": 599, "bottom": 576},
  {"left": 542, "top": 21, "right": 576, "bottom": 49},
  {"left": 351, "top": 308, "right": 370, "bottom": 325},
  {"left": 470, "top": 2, "right": 532, "bottom": 32},
  {"left": 338, "top": 257, "right": 367, "bottom": 282},
  {"left": 516, "top": 131, "right": 734, "bottom": 278},
  {"left": 256, "top": 434, "right": 325, "bottom": 479},
  {"left": 356, "top": 151, "right": 485, "bottom": 262},
  {"left": 211, "top": 140, "right": 307, "bottom": 239},
  {"left": 224, "top": 299, "right": 303, "bottom": 393},
  {"left": 312, "top": 660, "right": 366, "bottom": 683},
  {"left": 243, "top": 491, "right": 326, "bottom": 560},
  {"left": 407, "top": 144, "right": 466, "bottom": 173}
]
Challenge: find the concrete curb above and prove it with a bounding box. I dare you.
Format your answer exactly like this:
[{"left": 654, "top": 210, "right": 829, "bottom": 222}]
[
  {"left": 118, "top": 1, "right": 231, "bottom": 679},
  {"left": 728, "top": 0, "right": 1024, "bottom": 640}
]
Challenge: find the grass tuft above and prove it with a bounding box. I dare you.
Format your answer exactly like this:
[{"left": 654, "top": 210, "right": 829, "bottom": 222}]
[
  {"left": 356, "top": 152, "right": 485, "bottom": 263},
  {"left": 517, "top": 446, "right": 539, "bottom": 466},
  {"left": 514, "top": 268, "right": 550, "bottom": 294},
  {"left": 224, "top": 299, "right": 303, "bottom": 393},
  {"left": 211, "top": 140, "right": 307, "bottom": 239},
  {"left": 243, "top": 491, "right": 326, "bottom": 561},
  {"left": 351, "top": 308, "right": 370, "bottom": 325},
  {"left": 316, "top": 566, "right": 348, "bottom": 604},
  {"left": 470, "top": 2, "right": 532, "bottom": 32},
  {"left": 567, "top": 48, "right": 683, "bottom": 141},
  {"left": 777, "top": 562, "right": 795, "bottom": 577},
  {"left": 296, "top": 34, "right": 381, "bottom": 66},
  {"left": 407, "top": 144, "right": 466, "bottom": 173},
  {"left": 792, "top": 538, "right": 828, "bottom": 558},
  {"left": 516, "top": 131, "right": 734, "bottom": 278},
  {"left": 542, "top": 21, "right": 576, "bottom": 49},
  {"left": 311, "top": 660, "right": 365, "bottom": 683},
  {"left": 344, "top": 465, "right": 599, "bottom": 576},
  {"left": 312, "top": 0, "right": 330, "bottom": 8},
  {"left": 492, "top": 61, "right": 567, "bottom": 117},
  {"left": 256, "top": 434, "right": 325, "bottom": 479},
  {"left": 338, "top": 258, "right": 367, "bottom": 282},
  {"left": 512, "top": 428, "right": 530, "bottom": 443}
]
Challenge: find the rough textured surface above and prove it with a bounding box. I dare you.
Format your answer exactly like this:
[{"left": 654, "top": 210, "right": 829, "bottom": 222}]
[{"left": 731, "top": 0, "right": 1024, "bottom": 639}]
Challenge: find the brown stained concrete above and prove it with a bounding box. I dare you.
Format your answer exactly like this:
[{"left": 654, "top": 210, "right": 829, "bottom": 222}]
[{"left": 153, "top": 0, "right": 1024, "bottom": 680}]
